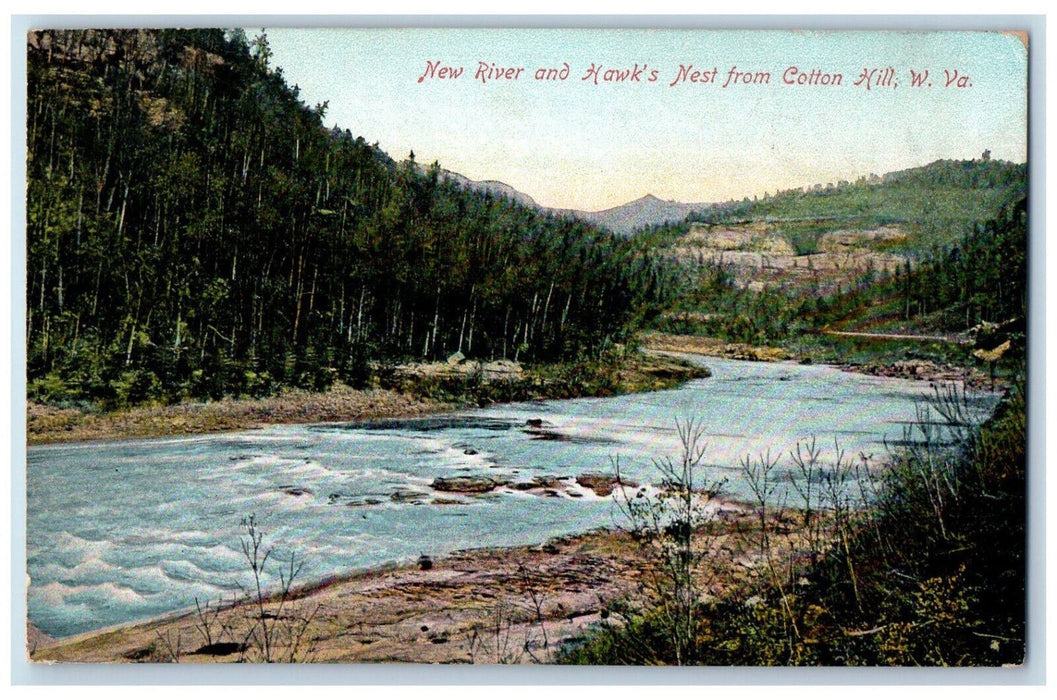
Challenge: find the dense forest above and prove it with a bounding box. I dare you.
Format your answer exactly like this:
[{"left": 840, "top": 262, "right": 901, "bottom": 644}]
[
  {"left": 27, "top": 29, "right": 673, "bottom": 407},
  {"left": 26, "top": 29, "right": 1028, "bottom": 411}
]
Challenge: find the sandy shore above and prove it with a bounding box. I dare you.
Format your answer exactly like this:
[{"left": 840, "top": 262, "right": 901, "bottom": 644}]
[
  {"left": 27, "top": 386, "right": 447, "bottom": 446},
  {"left": 29, "top": 498, "right": 811, "bottom": 665},
  {"left": 640, "top": 332, "right": 793, "bottom": 362}
]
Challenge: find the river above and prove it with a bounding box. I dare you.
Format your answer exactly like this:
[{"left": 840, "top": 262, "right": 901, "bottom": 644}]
[{"left": 26, "top": 355, "right": 994, "bottom": 639}]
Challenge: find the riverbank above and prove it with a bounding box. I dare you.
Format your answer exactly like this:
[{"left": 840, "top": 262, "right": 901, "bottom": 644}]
[
  {"left": 640, "top": 332, "right": 793, "bottom": 362},
  {"left": 641, "top": 331, "right": 995, "bottom": 390},
  {"left": 27, "top": 386, "right": 444, "bottom": 446},
  {"left": 30, "top": 497, "right": 809, "bottom": 664},
  {"left": 26, "top": 351, "right": 1014, "bottom": 666},
  {"left": 27, "top": 352, "right": 706, "bottom": 445},
  {"left": 561, "top": 378, "right": 1026, "bottom": 666},
  {"left": 28, "top": 336, "right": 991, "bottom": 446}
]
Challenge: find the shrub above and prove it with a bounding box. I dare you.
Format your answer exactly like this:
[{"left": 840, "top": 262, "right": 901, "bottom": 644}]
[
  {"left": 608, "top": 417, "right": 726, "bottom": 665},
  {"left": 561, "top": 377, "right": 1026, "bottom": 666},
  {"left": 234, "top": 514, "right": 319, "bottom": 663}
]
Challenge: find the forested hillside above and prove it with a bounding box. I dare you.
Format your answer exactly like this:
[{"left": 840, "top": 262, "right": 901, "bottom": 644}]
[
  {"left": 650, "top": 158, "right": 1027, "bottom": 361},
  {"left": 27, "top": 29, "right": 671, "bottom": 407},
  {"left": 688, "top": 158, "right": 1026, "bottom": 253}
]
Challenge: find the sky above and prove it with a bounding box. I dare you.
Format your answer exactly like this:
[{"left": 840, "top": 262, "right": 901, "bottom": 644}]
[{"left": 263, "top": 28, "right": 1027, "bottom": 212}]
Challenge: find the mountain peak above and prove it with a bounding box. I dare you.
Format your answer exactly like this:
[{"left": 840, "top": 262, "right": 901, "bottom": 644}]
[{"left": 443, "top": 174, "right": 711, "bottom": 236}]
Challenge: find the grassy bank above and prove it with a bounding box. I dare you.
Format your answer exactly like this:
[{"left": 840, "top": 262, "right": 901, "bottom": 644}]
[{"left": 27, "top": 351, "right": 708, "bottom": 444}]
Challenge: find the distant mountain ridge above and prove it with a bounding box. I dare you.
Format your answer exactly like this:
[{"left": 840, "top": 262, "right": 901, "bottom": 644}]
[
  {"left": 442, "top": 157, "right": 1025, "bottom": 239},
  {"left": 570, "top": 194, "right": 713, "bottom": 236},
  {"left": 439, "top": 169, "right": 712, "bottom": 236},
  {"left": 437, "top": 170, "right": 542, "bottom": 210}
]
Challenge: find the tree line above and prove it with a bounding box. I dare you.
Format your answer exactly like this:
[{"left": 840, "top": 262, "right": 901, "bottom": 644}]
[{"left": 27, "top": 29, "right": 674, "bottom": 407}]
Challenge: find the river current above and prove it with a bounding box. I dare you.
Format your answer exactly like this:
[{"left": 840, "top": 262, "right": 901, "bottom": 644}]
[{"left": 26, "top": 355, "right": 991, "bottom": 638}]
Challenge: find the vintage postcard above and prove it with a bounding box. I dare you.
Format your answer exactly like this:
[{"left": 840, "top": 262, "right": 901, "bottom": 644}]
[{"left": 22, "top": 23, "right": 1030, "bottom": 670}]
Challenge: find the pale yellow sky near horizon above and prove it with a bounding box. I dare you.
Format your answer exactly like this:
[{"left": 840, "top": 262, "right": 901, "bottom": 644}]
[{"left": 265, "top": 28, "right": 1026, "bottom": 211}]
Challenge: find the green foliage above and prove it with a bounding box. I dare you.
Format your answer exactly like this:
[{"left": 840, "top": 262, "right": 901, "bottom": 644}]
[
  {"left": 560, "top": 419, "right": 728, "bottom": 665},
  {"left": 27, "top": 29, "right": 673, "bottom": 408},
  {"left": 784, "top": 227, "right": 823, "bottom": 256},
  {"left": 112, "top": 368, "right": 162, "bottom": 407},
  {"left": 656, "top": 190, "right": 1027, "bottom": 369},
  {"left": 559, "top": 603, "right": 700, "bottom": 666},
  {"left": 689, "top": 159, "right": 1026, "bottom": 254},
  {"left": 654, "top": 158, "right": 1026, "bottom": 372},
  {"left": 820, "top": 195, "right": 1027, "bottom": 339},
  {"left": 27, "top": 371, "right": 73, "bottom": 403},
  {"left": 658, "top": 262, "right": 811, "bottom": 346},
  {"left": 562, "top": 376, "right": 1026, "bottom": 666},
  {"left": 334, "top": 343, "right": 373, "bottom": 389}
]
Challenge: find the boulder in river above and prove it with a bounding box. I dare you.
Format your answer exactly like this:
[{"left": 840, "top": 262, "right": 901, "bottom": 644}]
[
  {"left": 575, "top": 473, "right": 638, "bottom": 497},
  {"left": 390, "top": 489, "right": 428, "bottom": 504},
  {"left": 530, "top": 475, "right": 568, "bottom": 489},
  {"left": 431, "top": 476, "right": 510, "bottom": 493}
]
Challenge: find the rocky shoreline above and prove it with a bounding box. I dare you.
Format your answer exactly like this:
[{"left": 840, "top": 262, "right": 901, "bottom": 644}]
[
  {"left": 643, "top": 331, "right": 996, "bottom": 390},
  {"left": 839, "top": 358, "right": 995, "bottom": 390},
  {"left": 31, "top": 496, "right": 802, "bottom": 665},
  {"left": 640, "top": 332, "right": 792, "bottom": 362}
]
